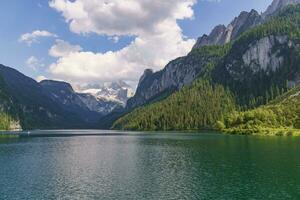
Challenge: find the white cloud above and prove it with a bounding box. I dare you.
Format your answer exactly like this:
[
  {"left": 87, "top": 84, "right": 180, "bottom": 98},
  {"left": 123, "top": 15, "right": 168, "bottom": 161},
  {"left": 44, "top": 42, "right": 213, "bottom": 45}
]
[
  {"left": 19, "top": 30, "right": 57, "bottom": 46},
  {"left": 49, "top": 39, "right": 82, "bottom": 57},
  {"left": 48, "top": 0, "right": 196, "bottom": 83},
  {"left": 108, "top": 36, "right": 120, "bottom": 43},
  {"left": 49, "top": 0, "right": 195, "bottom": 36},
  {"left": 26, "top": 56, "right": 44, "bottom": 71}
]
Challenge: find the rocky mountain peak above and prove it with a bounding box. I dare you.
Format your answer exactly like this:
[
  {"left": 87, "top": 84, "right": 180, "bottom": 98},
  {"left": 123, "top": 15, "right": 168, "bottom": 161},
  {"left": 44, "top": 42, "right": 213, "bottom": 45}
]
[
  {"left": 194, "top": 0, "right": 300, "bottom": 50},
  {"left": 40, "top": 79, "right": 124, "bottom": 116},
  {"left": 127, "top": 0, "right": 300, "bottom": 112},
  {"left": 193, "top": 9, "right": 262, "bottom": 49},
  {"left": 40, "top": 80, "right": 74, "bottom": 93},
  {"left": 109, "top": 80, "right": 130, "bottom": 90},
  {"left": 263, "top": 0, "right": 300, "bottom": 18},
  {"left": 79, "top": 80, "right": 134, "bottom": 106},
  {"left": 192, "top": 25, "right": 227, "bottom": 49},
  {"left": 139, "top": 69, "right": 154, "bottom": 85},
  {"left": 229, "top": 9, "right": 261, "bottom": 39}
]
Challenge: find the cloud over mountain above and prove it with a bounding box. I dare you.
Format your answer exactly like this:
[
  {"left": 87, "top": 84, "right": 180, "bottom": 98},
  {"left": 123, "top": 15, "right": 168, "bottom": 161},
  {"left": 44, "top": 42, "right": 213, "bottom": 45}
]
[
  {"left": 49, "top": 39, "right": 83, "bottom": 58},
  {"left": 19, "top": 30, "right": 57, "bottom": 46},
  {"left": 48, "top": 0, "right": 196, "bottom": 83}
]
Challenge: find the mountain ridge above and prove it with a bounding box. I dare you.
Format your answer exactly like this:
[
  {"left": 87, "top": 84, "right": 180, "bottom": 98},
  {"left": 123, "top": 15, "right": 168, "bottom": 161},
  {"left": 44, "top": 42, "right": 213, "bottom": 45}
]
[
  {"left": 0, "top": 65, "right": 133, "bottom": 130},
  {"left": 114, "top": 3, "right": 300, "bottom": 132},
  {"left": 125, "top": 0, "right": 300, "bottom": 112}
]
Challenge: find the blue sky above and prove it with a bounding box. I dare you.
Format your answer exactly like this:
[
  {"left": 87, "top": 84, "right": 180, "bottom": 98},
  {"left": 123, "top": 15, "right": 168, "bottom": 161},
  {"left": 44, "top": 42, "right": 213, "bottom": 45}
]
[{"left": 0, "top": 0, "right": 273, "bottom": 85}]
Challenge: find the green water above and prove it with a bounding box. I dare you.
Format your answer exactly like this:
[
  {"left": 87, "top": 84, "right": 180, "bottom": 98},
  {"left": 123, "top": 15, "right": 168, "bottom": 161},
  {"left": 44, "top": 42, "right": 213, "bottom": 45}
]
[{"left": 0, "top": 130, "right": 300, "bottom": 199}]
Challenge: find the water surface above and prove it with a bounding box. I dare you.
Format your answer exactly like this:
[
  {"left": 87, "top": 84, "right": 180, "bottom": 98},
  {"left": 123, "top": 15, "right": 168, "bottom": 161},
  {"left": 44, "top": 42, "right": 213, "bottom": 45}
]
[{"left": 0, "top": 130, "right": 300, "bottom": 199}]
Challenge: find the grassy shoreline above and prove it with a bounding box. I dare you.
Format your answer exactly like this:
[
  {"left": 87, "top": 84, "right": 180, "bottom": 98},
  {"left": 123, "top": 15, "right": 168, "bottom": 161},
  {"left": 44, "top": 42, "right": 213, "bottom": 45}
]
[
  {"left": 223, "top": 128, "right": 300, "bottom": 136},
  {"left": 0, "top": 134, "right": 19, "bottom": 138},
  {"left": 1, "top": 128, "right": 299, "bottom": 137}
]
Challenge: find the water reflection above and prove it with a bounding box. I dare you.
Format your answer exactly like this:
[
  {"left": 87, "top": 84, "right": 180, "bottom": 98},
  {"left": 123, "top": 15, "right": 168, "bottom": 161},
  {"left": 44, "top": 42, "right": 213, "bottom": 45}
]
[{"left": 0, "top": 132, "right": 299, "bottom": 199}]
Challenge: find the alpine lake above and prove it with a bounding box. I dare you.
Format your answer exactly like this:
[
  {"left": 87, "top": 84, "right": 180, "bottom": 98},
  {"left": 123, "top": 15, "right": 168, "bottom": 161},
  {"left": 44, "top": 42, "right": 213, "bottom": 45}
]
[{"left": 0, "top": 130, "right": 299, "bottom": 199}]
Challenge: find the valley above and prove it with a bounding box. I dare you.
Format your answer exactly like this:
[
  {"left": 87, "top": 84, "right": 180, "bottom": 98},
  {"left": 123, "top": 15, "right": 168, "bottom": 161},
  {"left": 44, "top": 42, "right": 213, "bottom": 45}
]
[{"left": 1, "top": 0, "right": 300, "bottom": 136}]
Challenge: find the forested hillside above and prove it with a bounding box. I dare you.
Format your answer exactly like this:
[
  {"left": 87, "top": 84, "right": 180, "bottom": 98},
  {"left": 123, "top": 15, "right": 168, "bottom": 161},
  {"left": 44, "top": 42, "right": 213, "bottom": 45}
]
[
  {"left": 113, "top": 5, "right": 300, "bottom": 133},
  {"left": 113, "top": 45, "right": 233, "bottom": 130},
  {"left": 0, "top": 72, "right": 19, "bottom": 131},
  {"left": 113, "top": 80, "right": 236, "bottom": 131},
  {"left": 221, "top": 85, "right": 300, "bottom": 136}
]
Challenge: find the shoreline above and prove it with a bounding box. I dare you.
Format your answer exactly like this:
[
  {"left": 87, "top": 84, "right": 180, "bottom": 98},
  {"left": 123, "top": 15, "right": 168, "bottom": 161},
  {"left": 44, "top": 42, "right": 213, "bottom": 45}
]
[{"left": 1, "top": 128, "right": 300, "bottom": 137}]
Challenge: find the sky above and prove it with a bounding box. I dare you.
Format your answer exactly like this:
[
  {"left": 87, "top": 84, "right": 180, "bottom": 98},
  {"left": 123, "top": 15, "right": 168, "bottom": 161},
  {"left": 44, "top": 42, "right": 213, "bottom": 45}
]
[{"left": 0, "top": 0, "right": 273, "bottom": 87}]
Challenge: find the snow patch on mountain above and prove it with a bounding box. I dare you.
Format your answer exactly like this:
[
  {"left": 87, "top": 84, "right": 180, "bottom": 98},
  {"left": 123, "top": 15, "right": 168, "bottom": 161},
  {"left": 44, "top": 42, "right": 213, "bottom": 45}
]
[{"left": 78, "top": 81, "right": 134, "bottom": 106}]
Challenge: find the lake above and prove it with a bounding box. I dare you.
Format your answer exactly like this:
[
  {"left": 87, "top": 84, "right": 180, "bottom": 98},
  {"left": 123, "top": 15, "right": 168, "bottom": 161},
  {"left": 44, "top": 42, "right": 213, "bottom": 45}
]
[{"left": 0, "top": 130, "right": 300, "bottom": 199}]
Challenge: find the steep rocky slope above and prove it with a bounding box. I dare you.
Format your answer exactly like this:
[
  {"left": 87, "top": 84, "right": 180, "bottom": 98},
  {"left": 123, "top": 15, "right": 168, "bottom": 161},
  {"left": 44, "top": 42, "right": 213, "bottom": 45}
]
[
  {"left": 126, "top": 0, "right": 300, "bottom": 111},
  {"left": 127, "top": 46, "right": 228, "bottom": 108},
  {"left": 115, "top": 4, "right": 300, "bottom": 131},
  {"left": 263, "top": 0, "right": 300, "bottom": 18},
  {"left": 193, "top": 9, "right": 262, "bottom": 49}
]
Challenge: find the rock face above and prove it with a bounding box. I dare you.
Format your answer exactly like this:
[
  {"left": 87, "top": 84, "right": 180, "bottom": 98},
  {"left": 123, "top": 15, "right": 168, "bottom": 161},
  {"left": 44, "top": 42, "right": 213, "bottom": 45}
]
[
  {"left": 241, "top": 36, "right": 289, "bottom": 73},
  {"left": 224, "top": 35, "right": 295, "bottom": 81},
  {"left": 193, "top": 9, "right": 262, "bottom": 49},
  {"left": 193, "top": 0, "right": 300, "bottom": 49},
  {"left": 80, "top": 81, "right": 134, "bottom": 107},
  {"left": 193, "top": 25, "right": 227, "bottom": 48},
  {"left": 40, "top": 80, "right": 87, "bottom": 110},
  {"left": 126, "top": 51, "right": 222, "bottom": 109},
  {"left": 127, "top": 9, "right": 263, "bottom": 109},
  {"left": 263, "top": 0, "right": 300, "bottom": 18},
  {"left": 77, "top": 93, "right": 123, "bottom": 115}
]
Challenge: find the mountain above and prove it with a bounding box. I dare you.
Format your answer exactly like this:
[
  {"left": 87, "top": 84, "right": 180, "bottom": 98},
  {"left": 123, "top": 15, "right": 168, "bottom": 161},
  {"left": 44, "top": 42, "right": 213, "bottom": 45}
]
[
  {"left": 114, "top": 3, "right": 300, "bottom": 132},
  {"left": 80, "top": 81, "right": 134, "bottom": 107},
  {"left": 193, "top": 0, "right": 300, "bottom": 50},
  {"left": 263, "top": 0, "right": 300, "bottom": 18},
  {"left": 0, "top": 65, "right": 132, "bottom": 130},
  {"left": 113, "top": 79, "right": 236, "bottom": 131},
  {"left": 1, "top": 0, "right": 299, "bottom": 132},
  {"left": 0, "top": 64, "right": 136, "bottom": 130},
  {"left": 126, "top": 46, "right": 228, "bottom": 109},
  {"left": 0, "top": 65, "right": 86, "bottom": 129},
  {"left": 126, "top": 8, "right": 262, "bottom": 109},
  {"left": 193, "top": 9, "right": 262, "bottom": 49},
  {"left": 77, "top": 93, "right": 123, "bottom": 115},
  {"left": 40, "top": 80, "right": 101, "bottom": 123},
  {"left": 0, "top": 64, "right": 135, "bottom": 130},
  {"left": 126, "top": 0, "right": 300, "bottom": 111}
]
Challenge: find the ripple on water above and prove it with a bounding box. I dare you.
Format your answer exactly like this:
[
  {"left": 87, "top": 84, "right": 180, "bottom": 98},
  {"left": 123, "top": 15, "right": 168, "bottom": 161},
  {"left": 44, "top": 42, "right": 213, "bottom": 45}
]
[{"left": 0, "top": 131, "right": 300, "bottom": 199}]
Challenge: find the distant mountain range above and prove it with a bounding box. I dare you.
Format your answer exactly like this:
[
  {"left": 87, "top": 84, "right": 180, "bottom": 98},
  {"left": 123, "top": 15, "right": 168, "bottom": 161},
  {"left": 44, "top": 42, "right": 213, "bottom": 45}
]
[
  {"left": 78, "top": 81, "right": 134, "bottom": 107},
  {"left": 0, "top": 65, "right": 133, "bottom": 130}
]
